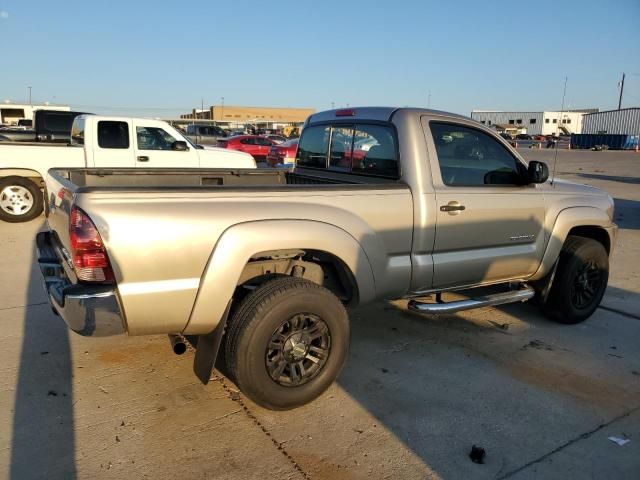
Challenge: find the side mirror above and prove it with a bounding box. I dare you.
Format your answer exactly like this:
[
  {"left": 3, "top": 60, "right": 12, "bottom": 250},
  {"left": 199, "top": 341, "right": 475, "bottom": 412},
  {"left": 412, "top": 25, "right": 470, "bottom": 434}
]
[
  {"left": 172, "top": 140, "right": 189, "bottom": 151},
  {"left": 528, "top": 160, "right": 549, "bottom": 184}
]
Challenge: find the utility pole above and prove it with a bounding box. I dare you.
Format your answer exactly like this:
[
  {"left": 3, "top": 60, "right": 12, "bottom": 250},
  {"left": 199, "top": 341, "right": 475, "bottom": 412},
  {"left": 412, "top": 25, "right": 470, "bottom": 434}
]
[
  {"left": 618, "top": 72, "right": 625, "bottom": 110},
  {"left": 28, "top": 86, "right": 32, "bottom": 106}
]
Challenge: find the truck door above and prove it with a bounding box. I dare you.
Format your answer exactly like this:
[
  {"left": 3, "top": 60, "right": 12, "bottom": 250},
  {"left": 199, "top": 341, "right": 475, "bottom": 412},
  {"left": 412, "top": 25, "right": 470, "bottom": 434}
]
[
  {"left": 90, "top": 120, "right": 136, "bottom": 167},
  {"left": 133, "top": 121, "right": 199, "bottom": 168},
  {"left": 423, "top": 119, "right": 546, "bottom": 289}
]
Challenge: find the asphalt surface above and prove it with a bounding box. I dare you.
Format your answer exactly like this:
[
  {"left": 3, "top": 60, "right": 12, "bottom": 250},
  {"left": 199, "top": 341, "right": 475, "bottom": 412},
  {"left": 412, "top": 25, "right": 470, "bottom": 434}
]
[{"left": 1, "top": 150, "right": 639, "bottom": 479}]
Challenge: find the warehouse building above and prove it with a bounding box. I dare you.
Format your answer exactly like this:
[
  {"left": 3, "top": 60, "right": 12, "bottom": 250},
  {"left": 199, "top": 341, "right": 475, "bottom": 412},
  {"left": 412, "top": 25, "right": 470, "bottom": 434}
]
[
  {"left": 581, "top": 108, "right": 640, "bottom": 135},
  {"left": 470, "top": 110, "right": 595, "bottom": 135},
  {"left": 0, "top": 102, "right": 70, "bottom": 125},
  {"left": 180, "top": 105, "right": 315, "bottom": 125}
]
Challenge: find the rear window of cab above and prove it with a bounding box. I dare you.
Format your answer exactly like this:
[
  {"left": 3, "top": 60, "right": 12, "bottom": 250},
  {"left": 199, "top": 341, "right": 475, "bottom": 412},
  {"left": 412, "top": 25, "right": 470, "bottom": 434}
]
[{"left": 296, "top": 123, "right": 399, "bottom": 178}]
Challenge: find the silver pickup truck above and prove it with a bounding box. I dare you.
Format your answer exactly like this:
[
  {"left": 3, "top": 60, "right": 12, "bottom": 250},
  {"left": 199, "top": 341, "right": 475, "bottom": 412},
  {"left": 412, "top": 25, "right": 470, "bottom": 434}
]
[{"left": 37, "top": 107, "right": 617, "bottom": 410}]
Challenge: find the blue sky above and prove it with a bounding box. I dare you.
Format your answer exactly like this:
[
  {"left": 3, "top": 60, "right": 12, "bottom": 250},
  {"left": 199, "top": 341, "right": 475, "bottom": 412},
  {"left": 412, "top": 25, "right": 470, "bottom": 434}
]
[{"left": 1, "top": 0, "right": 639, "bottom": 117}]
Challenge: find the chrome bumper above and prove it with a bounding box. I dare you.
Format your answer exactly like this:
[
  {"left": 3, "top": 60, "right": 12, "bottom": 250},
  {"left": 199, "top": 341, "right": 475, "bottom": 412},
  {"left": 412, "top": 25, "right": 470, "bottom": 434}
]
[{"left": 36, "top": 231, "right": 125, "bottom": 337}]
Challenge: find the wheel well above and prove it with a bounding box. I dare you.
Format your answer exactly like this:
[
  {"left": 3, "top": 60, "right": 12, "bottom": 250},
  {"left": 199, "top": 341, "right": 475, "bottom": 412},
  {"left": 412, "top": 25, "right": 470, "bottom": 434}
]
[
  {"left": 0, "top": 174, "right": 44, "bottom": 189},
  {"left": 567, "top": 226, "right": 611, "bottom": 254},
  {"left": 237, "top": 249, "right": 359, "bottom": 305}
]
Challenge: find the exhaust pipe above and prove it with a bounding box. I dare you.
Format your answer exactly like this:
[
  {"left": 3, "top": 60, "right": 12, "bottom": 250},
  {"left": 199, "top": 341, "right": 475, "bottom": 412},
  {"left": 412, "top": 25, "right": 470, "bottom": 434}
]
[{"left": 168, "top": 334, "right": 187, "bottom": 355}]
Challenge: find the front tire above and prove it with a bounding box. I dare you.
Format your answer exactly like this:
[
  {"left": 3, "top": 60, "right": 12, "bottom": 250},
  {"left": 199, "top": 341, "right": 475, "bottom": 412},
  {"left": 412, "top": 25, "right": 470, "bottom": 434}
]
[
  {"left": 224, "top": 276, "right": 350, "bottom": 410},
  {"left": 545, "top": 236, "right": 609, "bottom": 324},
  {"left": 0, "top": 176, "right": 43, "bottom": 223}
]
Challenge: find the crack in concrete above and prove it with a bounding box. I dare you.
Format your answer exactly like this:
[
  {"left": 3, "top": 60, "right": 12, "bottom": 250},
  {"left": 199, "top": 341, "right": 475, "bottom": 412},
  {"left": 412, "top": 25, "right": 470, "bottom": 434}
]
[
  {"left": 599, "top": 305, "right": 640, "bottom": 321},
  {"left": 0, "top": 301, "right": 48, "bottom": 312},
  {"left": 211, "top": 374, "right": 312, "bottom": 480},
  {"left": 496, "top": 405, "right": 640, "bottom": 479}
]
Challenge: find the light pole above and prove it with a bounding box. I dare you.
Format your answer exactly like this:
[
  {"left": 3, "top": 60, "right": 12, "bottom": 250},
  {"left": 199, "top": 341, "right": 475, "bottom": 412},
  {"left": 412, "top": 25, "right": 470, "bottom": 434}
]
[
  {"left": 28, "top": 86, "right": 32, "bottom": 106},
  {"left": 221, "top": 96, "right": 225, "bottom": 122},
  {"left": 618, "top": 73, "right": 625, "bottom": 110}
]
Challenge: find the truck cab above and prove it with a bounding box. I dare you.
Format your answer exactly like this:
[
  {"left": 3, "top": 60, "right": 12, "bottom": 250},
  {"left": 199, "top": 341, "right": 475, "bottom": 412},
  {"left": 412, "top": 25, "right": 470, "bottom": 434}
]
[{"left": 70, "top": 115, "right": 252, "bottom": 169}]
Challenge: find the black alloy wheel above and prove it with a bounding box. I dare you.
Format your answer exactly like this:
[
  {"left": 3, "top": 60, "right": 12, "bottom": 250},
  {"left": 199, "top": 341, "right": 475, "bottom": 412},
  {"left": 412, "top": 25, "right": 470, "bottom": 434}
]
[{"left": 266, "top": 313, "right": 331, "bottom": 387}]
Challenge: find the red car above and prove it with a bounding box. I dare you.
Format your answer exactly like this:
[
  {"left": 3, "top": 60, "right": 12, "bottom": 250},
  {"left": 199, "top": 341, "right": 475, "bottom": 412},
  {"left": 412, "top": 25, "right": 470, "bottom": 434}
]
[
  {"left": 217, "top": 135, "right": 275, "bottom": 160},
  {"left": 266, "top": 138, "right": 299, "bottom": 167}
]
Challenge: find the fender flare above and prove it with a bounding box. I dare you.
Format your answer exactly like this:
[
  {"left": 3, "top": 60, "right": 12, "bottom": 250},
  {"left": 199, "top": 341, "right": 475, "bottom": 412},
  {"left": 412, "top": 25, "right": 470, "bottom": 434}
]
[
  {"left": 530, "top": 206, "right": 615, "bottom": 281},
  {"left": 183, "top": 219, "right": 376, "bottom": 335}
]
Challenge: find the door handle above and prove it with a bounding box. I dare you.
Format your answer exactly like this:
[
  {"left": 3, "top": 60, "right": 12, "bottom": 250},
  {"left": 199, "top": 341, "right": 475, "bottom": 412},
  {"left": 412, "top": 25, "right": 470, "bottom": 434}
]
[
  {"left": 137, "top": 156, "right": 149, "bottom": 162},
  {"left": 440, "top": 202, "right": 466, "bottom": 214}
]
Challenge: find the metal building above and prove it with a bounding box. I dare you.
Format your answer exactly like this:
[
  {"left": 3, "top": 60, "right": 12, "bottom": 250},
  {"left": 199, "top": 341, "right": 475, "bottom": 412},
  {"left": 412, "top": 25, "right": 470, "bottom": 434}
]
[
  {"left": 581, "top": 108, "right": 640, "bottom": 135},
  {"left": 470, "top": 110, "right": 589, "bottom": 135}
]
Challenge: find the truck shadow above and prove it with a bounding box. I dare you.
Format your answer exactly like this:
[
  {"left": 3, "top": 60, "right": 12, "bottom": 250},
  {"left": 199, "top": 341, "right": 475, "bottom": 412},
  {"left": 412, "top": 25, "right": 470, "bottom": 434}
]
[
  {"left": 9, "top": 221, "right": 77, "bottom": 479},
  {"left": 613, "top": 198, "right": 640, "bottom": 230},
  {"left": 576, "top": 172, "right": 640, "bottom": 185},
  {"left": 333, "top": 281, "right": 640, "bottom": 478}
]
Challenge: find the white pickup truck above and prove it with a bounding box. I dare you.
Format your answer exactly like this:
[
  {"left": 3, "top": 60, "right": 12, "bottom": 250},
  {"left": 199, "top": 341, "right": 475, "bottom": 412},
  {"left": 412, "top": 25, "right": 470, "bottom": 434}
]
[{"left": 0, "top": 115, "right": 255, "bottom": 222}]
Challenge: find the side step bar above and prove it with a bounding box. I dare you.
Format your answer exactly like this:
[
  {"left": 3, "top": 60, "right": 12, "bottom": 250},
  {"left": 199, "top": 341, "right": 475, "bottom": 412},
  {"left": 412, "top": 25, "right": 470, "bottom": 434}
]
[{"left": 407, "top": 285, "right": 535, "bottom": 314}]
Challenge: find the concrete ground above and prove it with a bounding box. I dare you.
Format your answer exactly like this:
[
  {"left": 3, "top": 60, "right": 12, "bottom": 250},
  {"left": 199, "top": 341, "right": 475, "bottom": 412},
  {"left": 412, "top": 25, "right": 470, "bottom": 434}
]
[{"left": 1, "top": 150, "right": 639, "bottom": 479}]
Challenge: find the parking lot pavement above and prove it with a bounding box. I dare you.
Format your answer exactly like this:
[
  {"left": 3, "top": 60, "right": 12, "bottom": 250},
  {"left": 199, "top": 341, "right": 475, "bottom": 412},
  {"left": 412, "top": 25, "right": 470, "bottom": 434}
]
[{"left": 0, "top": 150, "right": 639, "bottom": 479}]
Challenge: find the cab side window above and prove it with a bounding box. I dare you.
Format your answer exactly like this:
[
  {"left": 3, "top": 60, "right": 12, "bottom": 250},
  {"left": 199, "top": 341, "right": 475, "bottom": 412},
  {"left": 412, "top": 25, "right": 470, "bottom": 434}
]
[
  {"left": 97, "top": 121, "right": 129, "bottom": 149},
  {"left": 430, "top": 122, "right": 524, "bottom": 186},
  {"left": 136, "top": 126, "right": 177, "bottom": 150}
]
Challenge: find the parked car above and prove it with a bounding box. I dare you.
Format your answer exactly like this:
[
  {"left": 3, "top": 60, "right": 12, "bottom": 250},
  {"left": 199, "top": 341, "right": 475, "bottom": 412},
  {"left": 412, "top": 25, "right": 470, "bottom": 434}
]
[
  {"left": 266, "top": 138, "right": 299, "bottom": 166},
  {"left": 217, "top": 135, "right": 275, "bottom": 160},
  {"left": 515, "top": 134, "right": 532, "bottom": 140},
  {"left": 184, "top": 124, "right": 227, "bottom": 146},
  {"left": 263, "top": 134, "right": 288, "bottom": 145},
  {"left": 0, "top": 114, "right": 255, "bottom": 222},
  {"left": 37, "top": 106, "right": 616, "bottom": 410}
]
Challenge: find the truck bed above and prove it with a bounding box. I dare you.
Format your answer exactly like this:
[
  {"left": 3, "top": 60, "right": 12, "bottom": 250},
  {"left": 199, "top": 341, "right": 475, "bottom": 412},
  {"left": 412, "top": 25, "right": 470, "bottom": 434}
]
[
  {"left": 44, "top": 166, "right": 414, "bottom": 336},
  {"left": 53, "top": 167, "right": 400, "bottom": 192}
]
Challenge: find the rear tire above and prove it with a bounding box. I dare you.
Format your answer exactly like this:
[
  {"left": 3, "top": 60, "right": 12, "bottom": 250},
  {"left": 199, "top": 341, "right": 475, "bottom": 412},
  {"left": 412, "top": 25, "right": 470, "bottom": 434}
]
[
  {"left": 224, "top": 276, "right": 349, "bottom": 410},
  {"left": 544, "top": 236, "right": 608, "bottom": 324},
  {"left": 0, "top": 176, "right": 43, "bottom": 223}
]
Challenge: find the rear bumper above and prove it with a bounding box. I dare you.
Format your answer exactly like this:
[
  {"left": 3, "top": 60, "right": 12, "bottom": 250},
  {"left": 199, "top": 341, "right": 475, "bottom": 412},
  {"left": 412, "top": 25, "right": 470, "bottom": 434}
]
[{"left": 36, "top": 231, "right": 125, "bottom": 337}]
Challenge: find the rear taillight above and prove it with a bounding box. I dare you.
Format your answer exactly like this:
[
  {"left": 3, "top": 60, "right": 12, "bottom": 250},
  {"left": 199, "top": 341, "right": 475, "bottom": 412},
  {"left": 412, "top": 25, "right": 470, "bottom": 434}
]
[{"left": 69, "top": 206, "right": 114, "bottom": 284}]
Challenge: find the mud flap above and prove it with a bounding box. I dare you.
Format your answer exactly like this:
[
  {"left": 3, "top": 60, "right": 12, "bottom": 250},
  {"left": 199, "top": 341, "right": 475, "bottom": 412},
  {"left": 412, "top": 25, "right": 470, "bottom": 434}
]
[
  {"left": 193, "top": 301, "right": 231, "bottom": 385},
  {"left": 540, "top": 258, "right": 560, "bottom": 304}
]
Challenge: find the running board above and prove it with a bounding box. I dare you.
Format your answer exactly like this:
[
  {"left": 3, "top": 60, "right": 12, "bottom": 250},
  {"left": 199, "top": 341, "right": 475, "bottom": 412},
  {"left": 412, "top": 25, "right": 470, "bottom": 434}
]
[{"left": 407, "top": 286, "right": 535, "bottom": 314}]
